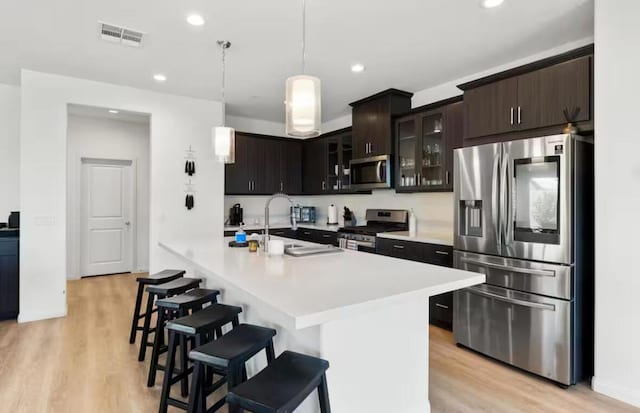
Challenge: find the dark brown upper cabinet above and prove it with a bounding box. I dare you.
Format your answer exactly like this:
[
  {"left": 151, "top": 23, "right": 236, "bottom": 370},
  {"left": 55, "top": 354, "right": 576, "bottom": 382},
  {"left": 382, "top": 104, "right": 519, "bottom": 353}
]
[
  {"left": 225, "top": 133, "right": 302, "bottom": 195},
  {"left": 395, "top": 98, "right": 463, "bottom": 193},
  {"left": 350, "top": 89, "right": 412, "bottom": 159},
  {"left": 302, "top": 137, "right": 326, "bottom": 194},
  {"left": 459, "top": 46, "right": 593, "bottom": 142}
]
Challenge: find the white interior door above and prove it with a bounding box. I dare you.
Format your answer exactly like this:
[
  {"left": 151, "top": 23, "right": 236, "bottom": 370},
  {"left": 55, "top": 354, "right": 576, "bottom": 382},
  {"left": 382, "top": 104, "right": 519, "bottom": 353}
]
[{"left": 81, "top": 159, "right": 134, "bottom": 276}]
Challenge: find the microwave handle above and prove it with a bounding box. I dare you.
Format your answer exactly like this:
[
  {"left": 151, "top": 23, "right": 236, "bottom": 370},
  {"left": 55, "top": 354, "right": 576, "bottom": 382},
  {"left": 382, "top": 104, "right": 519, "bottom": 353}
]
[{"left": 376, "top": 160, "right": 384, "bottom": 182}]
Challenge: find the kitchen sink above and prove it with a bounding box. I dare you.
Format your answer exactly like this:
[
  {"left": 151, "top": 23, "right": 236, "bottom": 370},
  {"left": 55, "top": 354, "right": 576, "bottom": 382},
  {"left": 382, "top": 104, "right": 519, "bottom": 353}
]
[{"left": 284, "top": 245, "right": 343, "bottom": 257}]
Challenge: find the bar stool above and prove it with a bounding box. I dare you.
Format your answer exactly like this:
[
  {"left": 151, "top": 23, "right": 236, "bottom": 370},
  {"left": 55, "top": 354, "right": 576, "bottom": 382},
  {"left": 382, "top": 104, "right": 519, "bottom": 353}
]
[
  {"left": 147, "top": 288, "right": 221, "bottom": 388},
  {"left": 187, "top": 324, "right": 277, "bottom": 413},
  {"left": 129, "top": 269, "right": 185, "bottom": 344},
  {"left": 226, "top": 351, "right": 331, "bottom": 413},
  {"left": 138, "top": 277, "right": 202, "bottom": 361},
  {"left": 158, "top": 303, "right": 244, "bottom": 413}
]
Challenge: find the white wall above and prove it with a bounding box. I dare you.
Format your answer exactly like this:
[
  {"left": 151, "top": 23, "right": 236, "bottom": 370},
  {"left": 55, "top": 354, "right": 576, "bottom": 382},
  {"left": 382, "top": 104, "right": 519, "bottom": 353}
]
[
  {"left": 592, "top": 0, "right": 640, "bottom": 407},
  {"left": 225, "top": 191, "right": 453, "bottom": 233},
  {"left": 19, "top": 70, "right": 224, "bottom": 323},
  {"left": 66, "top": 113, "right": 150, "bottom": 279},
  {"left": 226, "top": 115, "right": 290, "bottom": 137},
  {"left": 0, "top": 84, "right": 20, "bottom": 222}
]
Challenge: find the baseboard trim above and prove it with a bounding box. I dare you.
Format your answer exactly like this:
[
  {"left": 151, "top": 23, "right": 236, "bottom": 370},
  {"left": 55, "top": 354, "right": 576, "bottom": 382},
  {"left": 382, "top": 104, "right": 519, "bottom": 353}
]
[
  {"left": 18, "top": 309, "right": 67, "bottom": 324},
  {"left": 592, "top": 376, "right": 640, "bottom": 408}
]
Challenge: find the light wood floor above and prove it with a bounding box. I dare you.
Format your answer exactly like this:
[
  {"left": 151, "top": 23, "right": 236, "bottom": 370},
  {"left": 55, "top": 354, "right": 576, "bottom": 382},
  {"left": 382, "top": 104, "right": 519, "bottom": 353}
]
[{"left": 0, "top": 273, "right": 637, "bottom": 413}]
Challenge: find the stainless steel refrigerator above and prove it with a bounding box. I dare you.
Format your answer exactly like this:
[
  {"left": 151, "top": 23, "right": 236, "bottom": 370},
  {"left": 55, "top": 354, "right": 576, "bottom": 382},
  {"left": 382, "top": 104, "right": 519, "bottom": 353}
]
[{"left": 453, "top": 134, "right": 593, "bottom": 386}]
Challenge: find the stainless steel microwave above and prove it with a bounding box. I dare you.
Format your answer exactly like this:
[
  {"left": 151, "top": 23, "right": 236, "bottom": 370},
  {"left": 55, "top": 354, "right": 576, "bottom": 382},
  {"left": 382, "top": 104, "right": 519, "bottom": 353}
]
[{"left": 349, "top": 155, "right": 392, "bottom": 190}]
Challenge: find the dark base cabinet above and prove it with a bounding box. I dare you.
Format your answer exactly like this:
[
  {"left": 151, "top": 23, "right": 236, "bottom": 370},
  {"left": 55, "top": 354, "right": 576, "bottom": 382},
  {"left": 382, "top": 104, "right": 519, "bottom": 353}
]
[
  {"left": 0, "top": 236, "right": 19, "bottom": 320},
  {"left": 375, "top": 237, "right": 454, "bottom": 330},
  {"left": 223, "top": 228, "right": 338, "bottom": 247}
]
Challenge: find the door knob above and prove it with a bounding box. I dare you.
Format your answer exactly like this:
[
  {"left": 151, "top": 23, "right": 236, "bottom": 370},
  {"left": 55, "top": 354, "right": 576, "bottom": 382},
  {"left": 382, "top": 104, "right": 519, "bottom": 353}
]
[{"left": 125, "top": 221, "right": 131, "bottom": 226}]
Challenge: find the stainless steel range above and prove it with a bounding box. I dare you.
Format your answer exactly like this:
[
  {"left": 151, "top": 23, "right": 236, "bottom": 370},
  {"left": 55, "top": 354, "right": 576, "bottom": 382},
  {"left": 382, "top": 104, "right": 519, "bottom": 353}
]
[
  {"left": 338, "top": 209, "right": 408, "bottom": 252},
  {"left": 452, "top": 134, "right": 594, "bottom": 386}
]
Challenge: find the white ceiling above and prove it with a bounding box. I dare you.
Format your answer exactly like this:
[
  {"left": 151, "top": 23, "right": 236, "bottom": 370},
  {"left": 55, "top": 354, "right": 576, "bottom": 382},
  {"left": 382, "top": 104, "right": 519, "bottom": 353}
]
[{"left": 0, "top": 0, "right": 593, "bottom": 123}]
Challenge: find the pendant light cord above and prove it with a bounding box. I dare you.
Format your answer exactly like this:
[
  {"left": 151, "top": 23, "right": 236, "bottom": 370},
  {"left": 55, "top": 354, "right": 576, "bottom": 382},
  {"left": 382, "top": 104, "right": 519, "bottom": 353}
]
[
  {"left": 218, "top": 40, "right": 231, "bottom": 126},
  {"left": 302, "top": 0, "right": 306, "bottom": 74}
]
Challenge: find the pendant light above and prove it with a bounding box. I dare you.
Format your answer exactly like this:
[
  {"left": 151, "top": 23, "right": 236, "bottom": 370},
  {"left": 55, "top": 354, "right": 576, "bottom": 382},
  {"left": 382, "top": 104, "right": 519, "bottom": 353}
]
[
  {"left": 213, "top": 40, "right": 235, "bottom": 163},
  {"left": 285, "top": 0, "right": 321, "bottom": 138}
]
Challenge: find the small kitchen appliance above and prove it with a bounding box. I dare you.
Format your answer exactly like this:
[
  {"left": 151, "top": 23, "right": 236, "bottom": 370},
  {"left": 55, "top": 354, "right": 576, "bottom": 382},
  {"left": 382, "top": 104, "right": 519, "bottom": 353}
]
[
  {"left": 8, "top": 211, "right": 19, "bottom": 229},
  {"left": 229, "top": 204, "right": 243, "bottom": 226},
  {"left": 291, "top": 206, "right": 316, "bottom": 223},
  {"left": 338, "top": 209, "right": 408, "bottom": 253}
]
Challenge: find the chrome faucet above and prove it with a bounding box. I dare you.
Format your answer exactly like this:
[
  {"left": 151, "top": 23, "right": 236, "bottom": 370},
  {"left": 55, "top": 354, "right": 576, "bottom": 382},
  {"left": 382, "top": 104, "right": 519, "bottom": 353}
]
[{"left": 264, "top": 192, "right": 298, "bottom": 252}]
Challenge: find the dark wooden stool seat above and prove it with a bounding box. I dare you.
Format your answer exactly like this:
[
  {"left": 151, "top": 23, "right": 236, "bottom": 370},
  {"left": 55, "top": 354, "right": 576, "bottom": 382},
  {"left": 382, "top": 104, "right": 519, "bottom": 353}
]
[
  {"left": 138, "top": 277, "right": 202, "bottom": 361},
  {"left": 226, "top": 351, "right": 331, "bottom": 413},
  {"left": 187, "top": 324, "right": 277, "bottom": 413},
  {"left": 129, "top": 269, "right": 185, "bottom": 344},
  {"left": 147, "top": 288, "right": 222, "bottom": 388},
  {"left": 158, "top": 304, "right": 243, "bottom": 413}
]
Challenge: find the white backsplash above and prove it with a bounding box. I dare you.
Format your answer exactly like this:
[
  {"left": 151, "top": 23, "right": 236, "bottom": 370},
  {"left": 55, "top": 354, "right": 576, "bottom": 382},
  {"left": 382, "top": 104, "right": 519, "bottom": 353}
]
[{"left": 225, "top": 190, "right": 454, "bottom": 233}]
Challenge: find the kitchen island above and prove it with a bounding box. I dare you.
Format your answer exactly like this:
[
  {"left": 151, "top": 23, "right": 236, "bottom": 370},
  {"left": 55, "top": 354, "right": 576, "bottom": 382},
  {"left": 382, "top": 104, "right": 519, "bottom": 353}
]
[{"left": 160, "top": 237, "right": 484, "bottom": 413}]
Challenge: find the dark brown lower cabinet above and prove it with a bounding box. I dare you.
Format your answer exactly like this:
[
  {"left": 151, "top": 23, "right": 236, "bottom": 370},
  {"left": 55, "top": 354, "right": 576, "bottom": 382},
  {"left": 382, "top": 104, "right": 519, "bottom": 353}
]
[
  {"left": 375, "top": 237, "right": 454, "bottom": 330},
  {"left": 0, "top": 236, "right": 19, "bottom": 320},
  {"left": 223, "top": 228, "right": 337, "bottom": 246}
]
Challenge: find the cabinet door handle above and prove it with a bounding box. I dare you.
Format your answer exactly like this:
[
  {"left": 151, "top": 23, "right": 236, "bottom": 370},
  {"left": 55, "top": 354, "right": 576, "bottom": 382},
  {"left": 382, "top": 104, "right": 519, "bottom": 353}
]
[
  {"left": 435, "top": 303, "right": 449, "bottom": 309},
  {"left": 322, "top": 181, "right": 326, "bottom": 191},
  {"left": 510, "top": 107, "right": 514, "bottom": 125},
  {"left": 280, "top": 182, "right": 284, "bottom": 191},
  {"left": 248, "top": 180, "right": 251, "bottom": 191},
  {"left": 517, "top": 106, "right": 522, "bottom": 124},
  {"left": 446, "top": 171, "right": 450, "bottom": 185},
  {"left": 393, "top": 244, "right": 405, "bottom": 249},
  {"left": 435, "top": 250, "right": 450, "bottom": 256}
]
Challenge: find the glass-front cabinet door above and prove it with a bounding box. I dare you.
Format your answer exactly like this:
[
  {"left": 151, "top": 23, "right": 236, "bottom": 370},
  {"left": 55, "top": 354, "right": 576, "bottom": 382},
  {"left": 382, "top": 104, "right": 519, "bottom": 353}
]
[
  {"left": 325, "top": 131, "right": 354, "bottom": 193},
  {"left": 419, "top": 112, "right": 446, "bottom": 189},
  {"left": 396, "top": 116, "right": 418, "bottom": 189}
]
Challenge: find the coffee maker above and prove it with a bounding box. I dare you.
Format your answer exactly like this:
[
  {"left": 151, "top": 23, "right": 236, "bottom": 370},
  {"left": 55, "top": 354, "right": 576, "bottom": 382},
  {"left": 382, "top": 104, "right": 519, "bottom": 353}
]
[{"left": 229, "top": 204, "right": 243, "bottom": 226}]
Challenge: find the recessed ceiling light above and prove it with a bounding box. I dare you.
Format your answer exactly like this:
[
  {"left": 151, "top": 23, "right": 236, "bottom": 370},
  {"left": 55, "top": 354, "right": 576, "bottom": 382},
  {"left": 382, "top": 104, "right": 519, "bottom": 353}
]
[
  {"left": 481, "top": 0, "right": 504, "bottom": 8},
  {"left": 187, "top": 14, "right": 205, "bottom": 26},
  {"left": 153, "top": 73, "right": 167, "bottom": 82},
  {"left": 351, "top": 63, "right": 365, "bottom": 73},
  {"left": 108, "top": 109, "right": 119, "bottom": 114}
]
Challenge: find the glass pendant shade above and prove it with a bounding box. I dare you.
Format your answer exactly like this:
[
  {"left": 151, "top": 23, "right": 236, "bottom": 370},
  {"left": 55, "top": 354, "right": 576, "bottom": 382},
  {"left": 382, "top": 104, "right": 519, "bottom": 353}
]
[
  {"left": 285, "top": 75, "right": 321, "bottom": 138},
  {"left": 213, "top": 126, "right": 235, "bottom": 164}
]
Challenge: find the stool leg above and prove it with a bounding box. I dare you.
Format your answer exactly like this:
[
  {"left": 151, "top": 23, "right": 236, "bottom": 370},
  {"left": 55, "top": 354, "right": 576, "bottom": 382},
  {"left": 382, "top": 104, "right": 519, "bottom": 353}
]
[
  {"left": 318, "top": 373, "right": 331, "bottom": 413},
  {"left": 266, "top": 340, "right": 275, "bottom": 364},
  {"left": 138, "top": 292, "right": 155, "bottom": 361},
  {"left": 180, "top": 331, "right": 189, "bottom": 397},
  {"left": 147, "top": 306, "right": 166, "bottom": 387},
  {"left": 187, "top": 362, "right": 204, "bottom": 413},
  {"left": 227, "top": 364, "right": 242, "bottom": 413},
  {"left": 129, "top": 283, "right": 144, "bottom": 343},
  {"left": 158, "top": 330, "right": 178, "bottom": 413}
]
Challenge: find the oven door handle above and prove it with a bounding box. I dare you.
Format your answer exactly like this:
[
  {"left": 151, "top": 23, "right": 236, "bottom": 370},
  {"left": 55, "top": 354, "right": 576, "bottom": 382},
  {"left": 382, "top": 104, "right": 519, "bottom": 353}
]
[
  {"left": 460, "top": 257, "right": 556, "bottom": 277},
  {"left": 466, "top": 286, "right": 556, "bottom": 311}
]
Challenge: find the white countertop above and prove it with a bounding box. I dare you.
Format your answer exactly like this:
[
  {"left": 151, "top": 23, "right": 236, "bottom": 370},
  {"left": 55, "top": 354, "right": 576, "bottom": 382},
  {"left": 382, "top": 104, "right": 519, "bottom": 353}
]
[
  {"left": 224, "top": 222, "right": 341, "bottom": 233},
  {"left": 159, "top": 237, "right": 483, "bottom": 330},
  {"left": 376, "top": 229, "right": 454, "bottom": 246}
]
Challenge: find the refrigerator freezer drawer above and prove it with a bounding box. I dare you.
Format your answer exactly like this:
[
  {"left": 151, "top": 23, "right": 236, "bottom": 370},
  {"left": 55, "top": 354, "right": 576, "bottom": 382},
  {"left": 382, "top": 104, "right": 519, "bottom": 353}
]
[
  {"left": 454, "top": 250, "right": 572, "bottom": 300},
  {"left": 454, "top": 284, "right": 572, "bottom": 385}
]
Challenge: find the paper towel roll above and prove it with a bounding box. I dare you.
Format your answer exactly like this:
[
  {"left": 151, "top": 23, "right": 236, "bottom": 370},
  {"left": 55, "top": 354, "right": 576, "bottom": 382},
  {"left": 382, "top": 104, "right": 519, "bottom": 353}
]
[{"left": 327, "top": 204, "right": 338, "bottom": 224}]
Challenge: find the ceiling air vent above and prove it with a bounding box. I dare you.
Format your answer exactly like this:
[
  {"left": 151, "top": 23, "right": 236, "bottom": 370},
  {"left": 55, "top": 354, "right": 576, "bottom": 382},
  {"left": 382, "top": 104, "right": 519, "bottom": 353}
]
[{"left": 99, "top": 22, "right": 145, "bottom": 47}]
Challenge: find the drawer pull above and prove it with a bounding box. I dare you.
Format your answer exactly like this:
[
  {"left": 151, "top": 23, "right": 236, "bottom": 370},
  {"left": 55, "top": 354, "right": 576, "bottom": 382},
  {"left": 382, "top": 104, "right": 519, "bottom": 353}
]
[
  {"left": 322, "top": 234, "right": 331, "bottom": 238},
  {"left": 393, "top": 245, "right": 405, "bottom": 249},
  {"left": 435, "top": 250, "right": 450, "bottom": 255},
  {"left": 435, "top": 303, "right": 449, "bottom": 309},
  {"left": 303, "top": 231, "right": 311, "bottom": 235}
]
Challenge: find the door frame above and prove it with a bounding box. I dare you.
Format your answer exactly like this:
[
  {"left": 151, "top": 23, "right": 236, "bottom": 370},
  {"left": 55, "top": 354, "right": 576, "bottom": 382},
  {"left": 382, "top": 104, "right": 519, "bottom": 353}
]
[{"left": 78, "top": 157, "right": 137, "bottom": 277}]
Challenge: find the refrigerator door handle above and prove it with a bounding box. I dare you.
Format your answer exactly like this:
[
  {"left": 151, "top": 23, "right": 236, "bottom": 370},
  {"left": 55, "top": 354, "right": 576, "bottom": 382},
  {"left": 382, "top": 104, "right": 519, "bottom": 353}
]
[
  {"left": 492, "top": 152, "right": 501, "bottom": 249},
  {"left": 466, "top": 286, "right": 556, "bottom": 311},
  {"left": 502, "top": 152, "right": 514, "bottom": 245},
  {"left": 460, "top": 257, "right": 556, "bottom": 277}
]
